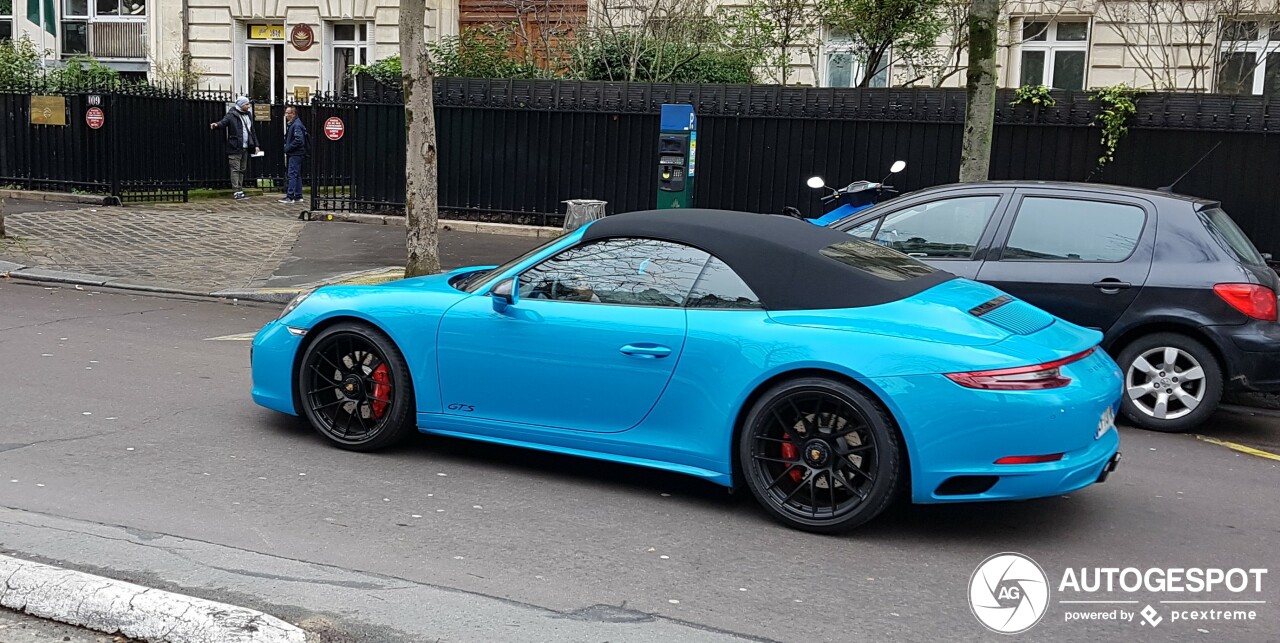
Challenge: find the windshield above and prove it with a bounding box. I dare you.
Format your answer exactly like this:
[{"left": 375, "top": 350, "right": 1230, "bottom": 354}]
[
  {"left": 1198, "top": 207, "right": 1266, "bottom": 267},
  {"left": 455, "top": 235, "right": 568, "bottom": 293}
]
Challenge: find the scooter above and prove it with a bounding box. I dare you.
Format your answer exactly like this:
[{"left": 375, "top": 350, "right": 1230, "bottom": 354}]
[{"left": 782, "top": 160, "right": 907, "bottom": 226}]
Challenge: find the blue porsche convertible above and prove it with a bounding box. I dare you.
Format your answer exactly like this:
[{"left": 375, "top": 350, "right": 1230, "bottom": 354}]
[{"left": 252, "top": 209, "right": 1123, "bottom": 533}]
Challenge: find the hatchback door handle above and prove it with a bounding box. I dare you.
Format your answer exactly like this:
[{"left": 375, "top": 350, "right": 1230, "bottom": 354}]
[
  {"left": 620, "top": 344, "right": 672, "bottom": 359},
  {"left": 1092, "top": 279, "right": 1132, "bottom": 293}
]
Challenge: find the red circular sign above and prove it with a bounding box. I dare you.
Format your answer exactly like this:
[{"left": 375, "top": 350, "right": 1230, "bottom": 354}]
[
  {"left": 85, "top": 107, "right": 105, "bottom": 129},
  {"left": 290, "top": 24, "right": 315, "bottom": 52},
  {"left": 324, "top": 117, "right": 344, "bottom": 141}
]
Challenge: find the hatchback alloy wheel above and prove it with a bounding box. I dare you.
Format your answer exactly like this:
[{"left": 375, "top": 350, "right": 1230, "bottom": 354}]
[
  {"left": 1117, "top": 332, "right": 1223, "bottom": 433},
  {"left": 1125, "top": 346, "right": 1206, "bottom": 421}
]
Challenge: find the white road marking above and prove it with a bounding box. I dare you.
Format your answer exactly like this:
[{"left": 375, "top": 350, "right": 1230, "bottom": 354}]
[{"left": 204, "top": 332, "right": 257, "bottom": 341}]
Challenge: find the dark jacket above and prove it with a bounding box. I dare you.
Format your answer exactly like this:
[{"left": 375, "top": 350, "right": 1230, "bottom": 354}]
[
  {"left": 214, "top": 107, "right": 258, "bottom": 155},
  {"left": 283, "top": 118, "right": 309, "bottom": 157}
]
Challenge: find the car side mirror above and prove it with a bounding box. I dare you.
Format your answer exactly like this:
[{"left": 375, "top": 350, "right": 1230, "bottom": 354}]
[
  {"left": 1263, "top": 252, "right": 1273, "bottom": 261},
  {"left": 491, "top": 277, "right": 519, "bottom": 312}
]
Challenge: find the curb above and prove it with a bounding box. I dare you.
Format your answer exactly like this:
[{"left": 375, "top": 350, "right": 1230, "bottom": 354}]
[
  {"left": 0, "top": 555, "right": 306, "bottom": 643},
  {"left": 1, "top": 262, "right": 423, "bottom": 304},
  {"left": 1, "top": 261, "right": 289, "bottom": 304},
  {"left": 1218, "top": 403, "right": 1280, "bottom": 420},
  {"left": 0, "top": 189, "right": 112, "bottom": 205},
  {"left": 303, "top": 211, "right": 565, "bottom": 238}
]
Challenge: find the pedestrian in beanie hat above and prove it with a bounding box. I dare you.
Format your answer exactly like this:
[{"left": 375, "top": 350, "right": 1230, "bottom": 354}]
[{"left": 210, "top": 96, "right": 261, "bottom": 199}]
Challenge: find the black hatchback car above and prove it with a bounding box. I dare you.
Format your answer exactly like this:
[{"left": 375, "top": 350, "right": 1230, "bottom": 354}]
[{"left": 830, "top": 181, "right": 1280, "bottom": 433}]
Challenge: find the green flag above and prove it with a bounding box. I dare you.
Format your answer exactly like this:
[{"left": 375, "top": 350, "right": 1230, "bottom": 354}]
[{"left": 26, "top": 0, "right": 57, "bottom": 37}]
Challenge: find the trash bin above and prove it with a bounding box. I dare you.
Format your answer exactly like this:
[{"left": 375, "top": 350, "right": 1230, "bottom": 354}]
[{"left": 563, "top": 199, "right": 607, "bottom": 232}]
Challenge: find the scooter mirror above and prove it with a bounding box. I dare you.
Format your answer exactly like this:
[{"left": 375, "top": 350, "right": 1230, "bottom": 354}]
[
  {"left": 806, "top": 176, "right": 826, "bottom": 189},
  {"left": 889, "top": 161, "right": 906, "bottom": 173}
]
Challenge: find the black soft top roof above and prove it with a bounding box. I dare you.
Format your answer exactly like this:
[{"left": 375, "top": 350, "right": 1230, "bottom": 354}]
[{"left": 581, "top": 209, "right": 954, "bottom": 310}]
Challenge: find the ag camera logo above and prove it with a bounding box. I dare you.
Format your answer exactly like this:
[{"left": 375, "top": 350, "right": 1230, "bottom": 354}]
[{"left": 970, "top": 552, "right": 1051, "bottom": 634}]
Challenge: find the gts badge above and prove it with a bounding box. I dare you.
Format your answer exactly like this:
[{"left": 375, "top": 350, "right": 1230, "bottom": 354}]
[{"left": 448, "top": 403, "right": 475, "bottom": 413}]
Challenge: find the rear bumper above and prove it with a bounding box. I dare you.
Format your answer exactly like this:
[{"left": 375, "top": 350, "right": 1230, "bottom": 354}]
[
  {"left": 1205, "top": 321, "right": 1280, "bottom": 392},
  {"left": 867, "top": 347, "right": 1124, "bottom": 504},
  {"left": 919, "top": 428, "right": 1120, "bottom": 504}
]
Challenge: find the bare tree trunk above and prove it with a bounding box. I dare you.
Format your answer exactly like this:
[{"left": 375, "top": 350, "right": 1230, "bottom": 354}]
[
  {"left": 401, "top": 0, "right": 441, "bottom": 278},
  {"left": 959, "top": 0, "right": 997, "bottom": 182}
]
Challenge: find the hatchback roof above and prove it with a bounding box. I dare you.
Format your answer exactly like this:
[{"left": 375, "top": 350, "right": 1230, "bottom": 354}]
[{"left": 904, "top": 180, "right": 1218, "bottom": 207}]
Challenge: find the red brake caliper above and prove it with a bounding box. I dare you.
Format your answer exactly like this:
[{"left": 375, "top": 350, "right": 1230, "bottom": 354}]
[
  {"left": 370, "top": 364, "right": 391, "bottom": 419},
  {"left": 780, "top": 433, "right": 805, "bottom": 483}
]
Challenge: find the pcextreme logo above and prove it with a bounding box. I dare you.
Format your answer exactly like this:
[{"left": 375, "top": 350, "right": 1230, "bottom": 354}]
[{"left": 968, "top": 553, "right": 1269, "bottom": 634}]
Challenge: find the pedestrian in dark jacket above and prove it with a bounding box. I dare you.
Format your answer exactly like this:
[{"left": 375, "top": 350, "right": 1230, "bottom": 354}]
[
  {"left": 281, "top": 106, "right": 309, "bottom": 204},
  {"left": 209, "top": 96, "right": 261, "bottom": 200}
]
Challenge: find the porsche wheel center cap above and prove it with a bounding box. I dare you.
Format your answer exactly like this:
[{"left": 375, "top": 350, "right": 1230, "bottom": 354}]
[
  {"left": 803, "top": 440, "right": 831, "bottom": 467},
  {"left": 341, "top": 375, "right": 364, "bottom": 399}
]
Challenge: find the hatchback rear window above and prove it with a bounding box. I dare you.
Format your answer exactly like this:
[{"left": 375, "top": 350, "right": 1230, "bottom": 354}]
[
  {"left": 820, "top": 240, "right": 938, "bottom": 281},
  {"left": 1198, "top": 207, "right": 1266, "bottom": 267}
]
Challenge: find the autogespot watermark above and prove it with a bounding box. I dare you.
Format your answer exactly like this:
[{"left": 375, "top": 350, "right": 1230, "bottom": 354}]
[{"left": 968, "top": 553, "right": 1269, "bottom": 634}]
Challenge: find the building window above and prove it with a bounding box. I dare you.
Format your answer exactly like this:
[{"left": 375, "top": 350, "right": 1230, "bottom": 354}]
[
  {"left": 1, "top": 0, "right": 12, "bottom": 41},
  {"left": 1017, "top": 19, "right": 1088, "bottom": 90},
  {"left": 823, "top": 29, "right": 890, "bottom": 88},
  {"left": 330, "top": 23, "right": 370, "bottom": 96},
  {"left": 60, "top": 0, "right": 145, "bottom": 57},
  {"left": 1218, "top": 19, "right": 1280, "bottom": 96}
]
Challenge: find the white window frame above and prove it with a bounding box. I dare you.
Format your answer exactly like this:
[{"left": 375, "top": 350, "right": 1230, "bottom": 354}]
[
  {"left": 1217, "top": 19, "right": 1280, "bottom": 95},
  {"left": 1013, "top": 18, "right": 1090, "bottom": 90},
  {"left": 821, "top": 28, "right": 891, "bottom": 88},
  {"left": 326, "top": 22, "right": 371, "bottom": 96},
  {"left": 63, "top": 0, "right": 146, "bottom": 21},
  {"left": 59, "top": 0, "right": 146, "bottom": 58}
]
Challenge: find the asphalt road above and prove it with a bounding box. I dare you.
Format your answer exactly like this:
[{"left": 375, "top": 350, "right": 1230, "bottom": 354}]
[{"left": 1, "top": 282, "right": 1277, "bottom": 642}]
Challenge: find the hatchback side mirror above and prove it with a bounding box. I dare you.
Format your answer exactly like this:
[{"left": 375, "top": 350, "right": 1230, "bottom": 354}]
[{"left": 491, "top": 277, "right": 519, "bottom": 312}]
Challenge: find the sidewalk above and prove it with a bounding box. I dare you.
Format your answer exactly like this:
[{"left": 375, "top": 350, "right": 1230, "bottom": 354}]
[{"left": 0, "top": 198, "right": 546, "bottom": 302}]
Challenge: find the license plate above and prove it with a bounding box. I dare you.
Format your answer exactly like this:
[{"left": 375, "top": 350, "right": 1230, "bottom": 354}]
[{"left": 1096, "top": 406, "right": 1116, "bottom": 440}]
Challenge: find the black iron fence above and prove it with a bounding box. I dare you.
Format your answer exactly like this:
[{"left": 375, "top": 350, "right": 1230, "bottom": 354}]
[{"left": 2, "top": 80, "right": 1278, "bottom": 253}]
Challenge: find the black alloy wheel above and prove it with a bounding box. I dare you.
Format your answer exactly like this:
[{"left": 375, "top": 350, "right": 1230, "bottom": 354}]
[
  {"left": 740, "top": 377, "right": 902, "bottom": 533},
  {"left": 297, "top": 322, "right": 415, "bottom": 451}
]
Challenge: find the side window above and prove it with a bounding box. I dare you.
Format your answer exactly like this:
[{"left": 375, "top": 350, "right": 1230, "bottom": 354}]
[
  {"left": 1003, "top": 197, "right": 1145, "bottom": 262},
  {"left": 519, "top": 238, "right": 709, "bottom": 307},
  {"left": 848, "top": 218, "right": 879, "bottom": 239},
  {"left": 864, "top": 196, "right": 1001, "bottom": 259},
  {"left": 686, "top": 257, "right": 763, "bottom": 309}
]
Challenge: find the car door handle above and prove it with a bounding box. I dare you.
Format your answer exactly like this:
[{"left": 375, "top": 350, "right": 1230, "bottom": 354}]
[
  {"left": 620, "top": 344, "right": 672, "bottom": 359},
  {"left": 1092, "top": 279, "right": 1132, "bottom": 293}
]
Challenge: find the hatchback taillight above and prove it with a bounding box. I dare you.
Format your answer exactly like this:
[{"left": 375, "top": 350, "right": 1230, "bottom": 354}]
[
  {"left": 1214, "top": 284, "right": 1278, "bottom": 322},
  {"left": 945, "top": 348, "right": 1096, "bottom": 391}
]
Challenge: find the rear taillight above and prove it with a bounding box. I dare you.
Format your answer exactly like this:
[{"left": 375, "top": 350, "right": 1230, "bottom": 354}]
[
  {"left": 995, "top": 454, "right": 1064, "bottom": 465},
  {"left": 1214, "top": 284, "right": 1278, "bottom": 322},
  {"left": 945, "top": 348, "right": 1096, "bottom": 391}
]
